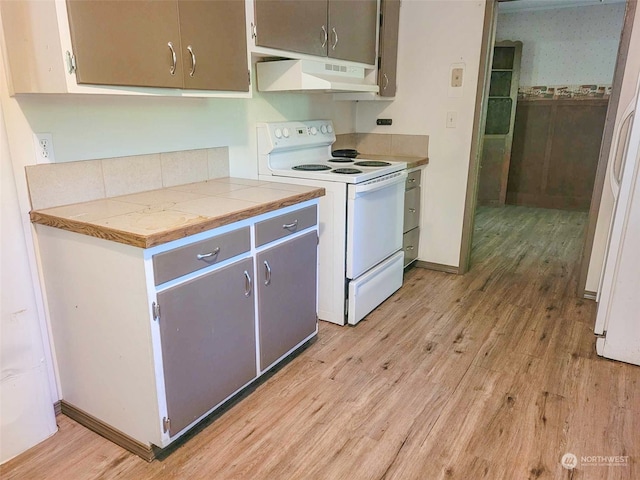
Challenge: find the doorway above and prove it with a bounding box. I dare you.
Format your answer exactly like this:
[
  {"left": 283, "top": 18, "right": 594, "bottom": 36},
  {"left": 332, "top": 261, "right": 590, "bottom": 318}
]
[{"left": 461, "top": 0, "right": 631, "bottom": 293}]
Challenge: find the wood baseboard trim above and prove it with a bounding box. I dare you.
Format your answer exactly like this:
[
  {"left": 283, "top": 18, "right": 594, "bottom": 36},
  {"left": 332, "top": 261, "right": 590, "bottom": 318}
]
[
  {"left": 60, "top": 400, "right": 155, "bottom": 462},
  {"left": 414, "top": 260, "right": 460, "bottom": 274},
  {"left": 583, "top": 290, "right": 597, "bottom": 301},
  {"left": 53, "top": 400, "right": 62, "bottom": 416}
]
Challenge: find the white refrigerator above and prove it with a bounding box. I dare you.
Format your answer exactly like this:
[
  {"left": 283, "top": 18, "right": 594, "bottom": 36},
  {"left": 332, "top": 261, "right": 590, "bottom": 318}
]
[{"left": 595, "top": 73, "right": 640, "bottom": 367}]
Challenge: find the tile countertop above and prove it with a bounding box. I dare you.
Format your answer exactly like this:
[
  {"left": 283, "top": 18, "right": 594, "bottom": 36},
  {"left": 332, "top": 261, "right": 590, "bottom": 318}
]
[
  {"left": 356, "top": 154, "right": 429, "bottom": 169},
  {"left": 30, "top": 178, "right": 325, "bottom": 249}
]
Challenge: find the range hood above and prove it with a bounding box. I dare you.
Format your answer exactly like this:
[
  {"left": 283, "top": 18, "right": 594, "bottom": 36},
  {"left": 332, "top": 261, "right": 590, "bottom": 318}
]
[{"left": 256, "top": 59, "right": 379, "bottom": 93}]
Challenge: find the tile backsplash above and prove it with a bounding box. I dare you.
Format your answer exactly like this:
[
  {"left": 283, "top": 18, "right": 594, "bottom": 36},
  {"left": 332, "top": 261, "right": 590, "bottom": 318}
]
[
  {"left": 334, "top": 133, "right": 429, "bottom": 158},
  {"left": 26, "top": 147, "right": 229, "bottom": 211}
]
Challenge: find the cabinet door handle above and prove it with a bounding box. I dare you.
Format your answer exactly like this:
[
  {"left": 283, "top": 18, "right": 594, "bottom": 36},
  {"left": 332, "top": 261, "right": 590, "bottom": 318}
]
[
  {"left": 408, "top": 208, "right": 416, "bottom": 213},
  {"left": 282, "top": 219, "right": 298, "bottom": 230},
  {"left": 187, "top": 45, "right": 196, "bottom": 77},
  {"left": 321, "top": 25, "right": 328, "bottom": 48},
  {"left": 168, "top": 42, "right": 177, "bottom": 76},
  {"left": 408, "top": 178, "right": 416, "bottom": 183},
  {"left": 243, "top": 270, "right": 252, "bottom": 297},
  {"left": 331, "top": 27, "right": 338, "bottom": 50},
  {"left": 196, "top": 247, "right": 220, "bottom": 260},
  {"left": 406, "top": 245, "right": 415, "bottom": 251},
  {"left": 383, "top": 73, "right": 389, "bottom": 91},
  {"left": 264, "top": 261, "right": 272, "bottom": 285}
]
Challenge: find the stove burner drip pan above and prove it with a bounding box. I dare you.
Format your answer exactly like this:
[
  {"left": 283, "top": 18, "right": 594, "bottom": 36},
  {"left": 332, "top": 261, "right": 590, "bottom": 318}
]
[
  {"left": 332, "top": 168, "right": 363, "bottom": 174},
  {"left": 354, "top": 161, "right": 392, "bottom": 167},
  {"left": 292, "top": 164, "right": 332, "bottom": 171},
  {"left": 328, "top": 158, "right": 355, "bottom": 163}
]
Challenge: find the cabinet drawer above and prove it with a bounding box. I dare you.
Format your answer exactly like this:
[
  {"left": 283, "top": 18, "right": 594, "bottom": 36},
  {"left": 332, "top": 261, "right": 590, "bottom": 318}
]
[
  {"left": 406, "top": 169, "right": 421, "bottom": 188},
  {"left": 153, "top": 227, "right": 251, "bottom": 285},
  {"left": 404, "top": 187, "right": 421, "bottom": 233},
  {"left": 403, "top": 227, "right": 420, "bottom": 267},
  {"left": 255, "top": 205, "right": 317, "bottom": 247}
]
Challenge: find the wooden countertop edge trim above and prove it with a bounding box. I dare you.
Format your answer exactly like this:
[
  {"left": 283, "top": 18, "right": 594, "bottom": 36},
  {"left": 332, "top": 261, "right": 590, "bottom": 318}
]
[
  {"left": 31, "top": 188, "right": 325, "bottom": 249},
  {"left": 407, "top": 158, "right": 429, "bottom": 169}
]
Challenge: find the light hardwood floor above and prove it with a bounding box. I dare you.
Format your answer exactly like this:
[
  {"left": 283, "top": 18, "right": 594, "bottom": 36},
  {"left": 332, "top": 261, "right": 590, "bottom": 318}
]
[{"left": 3, "top": 206, "right": 639, "bottom": 479}]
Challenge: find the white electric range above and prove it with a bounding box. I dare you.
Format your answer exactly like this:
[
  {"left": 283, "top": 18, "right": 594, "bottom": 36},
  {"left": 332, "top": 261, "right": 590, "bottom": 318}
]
[{"left": 257, "top": 120, "right": 407, "bottom": 325}]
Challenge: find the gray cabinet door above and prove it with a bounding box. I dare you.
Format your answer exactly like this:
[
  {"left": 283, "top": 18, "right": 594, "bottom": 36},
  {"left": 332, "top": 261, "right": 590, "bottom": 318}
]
[
  {"left": 178, "top": 1, "right": 249, "bottom": 91},
  {"left": 158, "top": 257, "right": 256, "bottom": 437},
  {"left": 328, "top": 0, "right": 377, "bottom": 64},
  {"left": 254, "top": 0, "right": 328, "bottom": 57},
  {"left": 257, "top": 231, "right": 318, "bottom": 370},
  {"left": 378, "top": 0, "right": 400, "bottom": 96},
  {"left": 66, "top": 0, "right": 184, "bottom": 88}
]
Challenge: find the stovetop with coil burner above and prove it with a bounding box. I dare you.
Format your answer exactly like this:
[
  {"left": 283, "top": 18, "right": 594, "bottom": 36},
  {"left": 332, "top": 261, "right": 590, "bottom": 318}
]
[{"left": 257, "top": 120, "right": 406, "bottom": 184}]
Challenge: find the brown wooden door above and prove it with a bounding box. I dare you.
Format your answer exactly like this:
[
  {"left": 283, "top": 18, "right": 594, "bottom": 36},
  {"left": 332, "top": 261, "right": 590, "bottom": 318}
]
[
  {"left": 378, "top": 0, "right": 400, "bottom": 96},
  {"left": 254, "top": 0, "right": 328, "bottom": 57},
  {"left": 328, "top": 0, "right": 377, "bottom": 64},
  {"left": 178, "top": 0, "right": 249, "bottom": 91},
  {"left": 66, "top": 0, "right": 184, "bottom": 88},
  {"left": 257, "top": 231, "right": 317, "bottom": 371},
  {"left": 158, "top": 257, "right": 256, "bottom": 437}
]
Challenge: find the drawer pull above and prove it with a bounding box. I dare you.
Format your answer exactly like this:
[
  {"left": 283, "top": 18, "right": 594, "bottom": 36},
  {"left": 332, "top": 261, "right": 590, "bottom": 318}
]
[
  {"left": 408, "top": 178, "right": 416, "bottom": 183},
  {"left": 282, "top": 219, "right": 298, "bottom": 230},
  {"left": 408, "top": 208, "right": 416, "bottom": 213},
  {"left": 264, "top": 261, "right": 272, "bottom": 285},
  {"left": 196, "top": 247, "right": 220, "bottom": 260},
  {"left": 244, "top": 270, "right": 252, "bottom": 297},
  {"left": 406, "top": 245, "right": 415, "bottom": 251}
]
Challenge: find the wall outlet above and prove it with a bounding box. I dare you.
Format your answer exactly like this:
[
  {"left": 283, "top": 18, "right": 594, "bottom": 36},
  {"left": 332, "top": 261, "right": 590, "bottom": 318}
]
[{"left": 33, "top": 133, "right": 55, "bottom": 163}]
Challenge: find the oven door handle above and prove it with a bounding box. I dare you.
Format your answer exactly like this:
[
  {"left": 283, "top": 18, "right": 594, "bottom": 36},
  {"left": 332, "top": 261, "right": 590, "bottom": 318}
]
[{"left": 350, "top": 171, "right": 407, "bottom": 197}]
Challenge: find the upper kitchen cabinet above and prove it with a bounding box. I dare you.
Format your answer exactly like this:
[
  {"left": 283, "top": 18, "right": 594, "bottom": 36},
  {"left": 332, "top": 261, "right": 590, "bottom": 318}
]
[
  {"left": 377, "top": 0, "right": 400, "bottom": 97},
  {"left": 253, "top": 0, "right": 378, "bottom": 66},
  {"left": 0, "top": 0, "right": 250, "bottom": 96},
  {"left": 66, "top": 1, "right": 184, "bottom": 89}
]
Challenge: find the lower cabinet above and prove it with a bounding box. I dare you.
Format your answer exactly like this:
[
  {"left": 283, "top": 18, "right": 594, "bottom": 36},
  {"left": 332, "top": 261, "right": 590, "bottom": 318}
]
[
  {"left": 257, "top": 231, "right": 318, "bottom": 370},
  {"left": 35, "top": 201, "right": 319, "bottom": 459},
  {"left": 403, "top": 168, "right": 422, "bottom": 267},
  {"left": 158, "top": 257, "right": 257, "bottom": 437}
]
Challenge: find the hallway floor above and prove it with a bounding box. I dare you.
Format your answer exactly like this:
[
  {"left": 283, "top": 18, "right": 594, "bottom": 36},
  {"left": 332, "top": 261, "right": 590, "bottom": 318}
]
[{"left": 3, "top": 206, "right": 638, "bottom": 479}]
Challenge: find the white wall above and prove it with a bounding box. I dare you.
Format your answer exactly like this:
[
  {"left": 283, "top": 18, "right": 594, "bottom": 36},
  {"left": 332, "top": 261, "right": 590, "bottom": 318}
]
[
  {"left": 356, "top": 0, "right": 487, "bottom": 268},
  {"left": 496, "top": 3, "right": 626, "bottom": 86},
  {"left": 0, "top": 104, "right": 58, "bottom": 463}
]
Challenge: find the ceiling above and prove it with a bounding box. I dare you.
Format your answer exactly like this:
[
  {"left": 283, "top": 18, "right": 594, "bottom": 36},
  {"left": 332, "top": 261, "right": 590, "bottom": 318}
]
[{"left": 499, "top": 0, "right": 626, "bottom": 13}]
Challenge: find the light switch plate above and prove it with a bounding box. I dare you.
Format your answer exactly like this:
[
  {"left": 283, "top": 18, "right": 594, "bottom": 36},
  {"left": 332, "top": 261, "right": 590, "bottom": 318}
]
[
  {"left": 451, "top": 68, "right": 463, "bottom": 88},
  {"left": 446, "top": 111, "right": 457, "bottom": 129},
  {"left": 448, "top": 63, "right": 465, "bottom": 98}
]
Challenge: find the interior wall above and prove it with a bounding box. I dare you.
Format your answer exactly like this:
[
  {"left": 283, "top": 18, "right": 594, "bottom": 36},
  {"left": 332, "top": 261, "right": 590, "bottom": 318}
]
[
  {"left": 496, "top": 3, "right": 626, "bottom": 86},
  {"left": 356, "top": 0, "right": 486, "bottom": 268},
  {"left": 0, "top": 102, "right": 57, "bottom": 464}
]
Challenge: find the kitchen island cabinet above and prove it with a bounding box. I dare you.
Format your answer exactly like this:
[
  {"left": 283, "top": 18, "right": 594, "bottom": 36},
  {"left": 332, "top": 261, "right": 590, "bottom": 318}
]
[
  {"left": 253, "top": 0, "right": 378, "bottom": 65},
  {"left": 32, "top": 181, "right": 323, "bottom": 460}
]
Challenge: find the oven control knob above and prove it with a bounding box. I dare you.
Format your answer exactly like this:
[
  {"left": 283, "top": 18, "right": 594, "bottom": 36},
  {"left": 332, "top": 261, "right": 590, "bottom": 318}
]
[
  {"left": 327, "top": 124, "right": 334, "bottom": 133},
  {"left": 310, "top": 126, "right": 318, "bottom": 135},
  {"left": 274, "top": 128, "right": 282, "bottom": 139},
  {"left": 320, "top": 125, "right": 328, "bottom": 134},
  {"left": 282, "top": 128, "right": 290, "bottom": 138}
]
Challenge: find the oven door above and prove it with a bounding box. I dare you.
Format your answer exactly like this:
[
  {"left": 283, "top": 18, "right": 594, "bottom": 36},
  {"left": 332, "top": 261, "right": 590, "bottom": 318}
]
[{"left": 346, "top": 170, "right": 407, "bottom": 279}]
